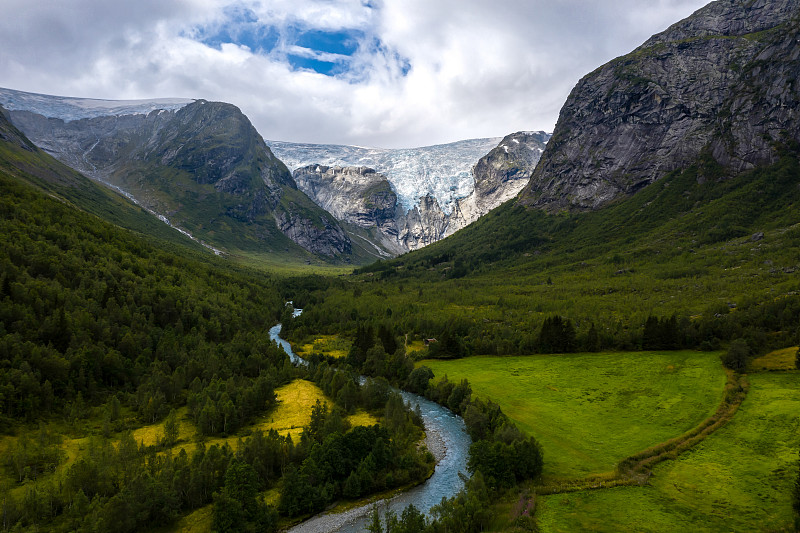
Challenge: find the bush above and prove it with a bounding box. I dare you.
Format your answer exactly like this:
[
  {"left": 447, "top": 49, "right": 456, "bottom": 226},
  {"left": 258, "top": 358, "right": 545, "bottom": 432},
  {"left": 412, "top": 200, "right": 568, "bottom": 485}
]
[{"left": 721, "top": 338, "right": 750, "bottom": 371}]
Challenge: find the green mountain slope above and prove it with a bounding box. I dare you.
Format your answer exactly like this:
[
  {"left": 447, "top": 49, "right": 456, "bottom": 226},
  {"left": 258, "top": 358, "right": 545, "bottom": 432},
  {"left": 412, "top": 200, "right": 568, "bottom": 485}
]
[
  {"left": 4, "top": 95, "right": 379, "bottom": 267},
  {"left": 0, "top": 107, "right": 202, "bottom": 249}
]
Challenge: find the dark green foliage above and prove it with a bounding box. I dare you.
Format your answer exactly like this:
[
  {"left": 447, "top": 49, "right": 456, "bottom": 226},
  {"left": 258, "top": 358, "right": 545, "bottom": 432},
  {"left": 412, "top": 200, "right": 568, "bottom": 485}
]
[
  {"left": 212, "top": 460, "right": 277, "bottom": 533},
  {"left": 464, "top": 404, "right": 543, "bottom": 488},
  {"left": 406, "top": 366, "right": 434, "bottom": 395},
  {"left": 722, "top": 339, "right": 751, "bottom": 371},
  {"left": 428, "top": 331, "right": 467, "bottom": 359},
  {"left": 347, "top": 323, "right": 375, "bottom": 368},
  {"left": 642, "top": 315, "right": 680, "bottom": 350},
  {"left": 585, "top": 322, "right": 600, "bottom": 352},
  {"left": 0, "top": 169, "right": 292, "bottom": 423},
  {"left": 538, "top": 315, "right": 577, "bottom": 353}
]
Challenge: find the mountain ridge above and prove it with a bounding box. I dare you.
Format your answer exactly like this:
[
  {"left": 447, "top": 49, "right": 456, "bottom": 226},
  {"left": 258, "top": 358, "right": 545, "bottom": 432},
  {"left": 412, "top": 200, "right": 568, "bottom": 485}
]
[{"left": 0, "top": 89, "right": 360, "bottom": 264}]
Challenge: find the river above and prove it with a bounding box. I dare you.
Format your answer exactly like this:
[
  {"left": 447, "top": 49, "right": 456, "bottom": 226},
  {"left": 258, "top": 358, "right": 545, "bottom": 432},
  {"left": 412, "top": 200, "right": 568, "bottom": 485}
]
[{"left": 268, "top": 321, "right": 471, "bottom": 532}]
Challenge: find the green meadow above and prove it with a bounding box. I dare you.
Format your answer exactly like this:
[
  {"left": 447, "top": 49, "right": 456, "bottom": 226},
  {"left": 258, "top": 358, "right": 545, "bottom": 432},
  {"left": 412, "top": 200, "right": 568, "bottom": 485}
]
[
  {"left": 536, "top": 371, "right": 800, "bottom": 532},
  {"left": 420, "top": 351, "right": 727, "bottom": 479}
]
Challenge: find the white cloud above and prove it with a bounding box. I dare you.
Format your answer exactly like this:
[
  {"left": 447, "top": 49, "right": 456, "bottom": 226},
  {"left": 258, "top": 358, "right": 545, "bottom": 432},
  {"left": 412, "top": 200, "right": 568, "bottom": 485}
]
[{"left": 0, "top": 0, "right": 710, "bottom": 148}]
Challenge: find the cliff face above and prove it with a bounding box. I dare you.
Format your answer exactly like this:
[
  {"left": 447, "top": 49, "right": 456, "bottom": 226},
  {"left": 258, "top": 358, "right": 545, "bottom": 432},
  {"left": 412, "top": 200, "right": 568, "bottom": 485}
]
[
  {"left": 447, "top": 131, "right": 547, "bottom": 235},
  {"left": 520, "top": 0, "right": 800, "bottom": 211},
  {"left": 5, "top": 96, "right": 352, "bottom": 259},
  {"left": 293, "top": 166, "right": 397, "bottom": 229}
]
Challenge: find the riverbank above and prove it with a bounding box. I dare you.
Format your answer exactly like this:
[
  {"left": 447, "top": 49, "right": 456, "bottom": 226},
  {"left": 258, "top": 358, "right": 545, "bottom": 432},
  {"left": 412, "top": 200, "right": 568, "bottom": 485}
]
[{"left": 272, "top": 319, "right": 471, "bottom": 533}]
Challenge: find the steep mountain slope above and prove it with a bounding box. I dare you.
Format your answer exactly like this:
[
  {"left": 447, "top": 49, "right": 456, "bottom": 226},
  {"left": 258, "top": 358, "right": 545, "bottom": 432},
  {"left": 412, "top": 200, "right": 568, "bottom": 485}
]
[
  {"left": 447, "top": 131, "right": 549, "bottom": 235},
  {"left": 0, "top": 105, "right": 203, "bottom": 250},
  {"left": 293, "top": 165, "right": 405, "bottom": 256},
  {"left": 273, "top": 132, "right": 548, "bottom": 253},
  {"left": 520, "top": 0, "right": 800, "bottom": 211},
  {"left": 0, "top": 88, "right": 359, "bottom": 264}
]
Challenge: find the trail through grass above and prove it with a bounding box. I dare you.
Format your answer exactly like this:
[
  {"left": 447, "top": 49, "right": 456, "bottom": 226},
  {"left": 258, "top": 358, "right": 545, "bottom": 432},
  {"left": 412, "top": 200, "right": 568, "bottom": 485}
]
[{"left": 535, "top": 371, "right": 800, "bottom": 532}]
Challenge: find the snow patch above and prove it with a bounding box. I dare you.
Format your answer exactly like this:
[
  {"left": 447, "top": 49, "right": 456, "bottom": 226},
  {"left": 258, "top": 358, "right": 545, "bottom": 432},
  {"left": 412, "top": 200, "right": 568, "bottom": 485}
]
[{"left": 0, "top": 87, "right": 193, "bottom": 122}]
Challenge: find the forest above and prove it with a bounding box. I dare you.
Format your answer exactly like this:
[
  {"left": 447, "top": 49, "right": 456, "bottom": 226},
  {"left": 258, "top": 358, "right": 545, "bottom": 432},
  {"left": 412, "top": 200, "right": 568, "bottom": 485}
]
[{"left": 0, "top": 165, "right": 441, "bottom": 532}]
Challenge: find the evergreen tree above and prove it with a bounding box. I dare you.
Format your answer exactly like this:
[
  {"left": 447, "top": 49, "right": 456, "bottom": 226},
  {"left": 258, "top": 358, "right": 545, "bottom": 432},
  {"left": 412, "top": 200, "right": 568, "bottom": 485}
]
[{"left": 586, "top": 322, "right": 600, "bottom": 352}]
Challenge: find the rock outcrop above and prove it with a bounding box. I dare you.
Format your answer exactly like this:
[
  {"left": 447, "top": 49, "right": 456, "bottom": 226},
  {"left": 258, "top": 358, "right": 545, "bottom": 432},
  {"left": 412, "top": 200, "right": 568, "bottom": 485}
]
[
  {"left": 519, "top": 0, "right": 800, "bottom": 211},
  {"left": 447, "top": 131, "right": 548, "bottom": 235}
]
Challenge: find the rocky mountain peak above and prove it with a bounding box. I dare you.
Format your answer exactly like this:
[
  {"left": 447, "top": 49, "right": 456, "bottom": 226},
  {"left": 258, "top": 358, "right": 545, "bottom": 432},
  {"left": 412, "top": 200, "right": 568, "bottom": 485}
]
[{"left": 519, "top": 0, "right": 800, "bottom": 212}]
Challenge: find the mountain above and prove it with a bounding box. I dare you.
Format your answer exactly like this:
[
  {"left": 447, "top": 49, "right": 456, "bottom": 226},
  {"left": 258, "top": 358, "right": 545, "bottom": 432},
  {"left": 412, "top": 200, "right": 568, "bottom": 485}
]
[
  {"left": 366, "top": 0, "right": 800, "bottom": 281},
  {"left": 446, "top": 131, "right": 550, "bottom": 235},
  {"left": 271, "top": 132, "right": 549, "bottom": 253},
  {"left": 268, "top": 137, "right": 502, "bottom": 214},
  {"left": 519, "top": 0, "right": 800, "bottom": 211},
  {"left": 0, "top": 104, "right": 206, "bottom": 250},
  {"left": 0, "top": 88, "right": 360, "bottom": 264}
]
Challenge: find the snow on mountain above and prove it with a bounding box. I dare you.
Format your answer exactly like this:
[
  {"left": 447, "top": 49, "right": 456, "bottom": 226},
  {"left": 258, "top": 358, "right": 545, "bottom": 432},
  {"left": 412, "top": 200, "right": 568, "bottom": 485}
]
[
  {"left": 267, "top": 137, "right": 503, "bottom": 215},
  {"left": 0, "top": 87, "right": 193, "bottom": 122}
]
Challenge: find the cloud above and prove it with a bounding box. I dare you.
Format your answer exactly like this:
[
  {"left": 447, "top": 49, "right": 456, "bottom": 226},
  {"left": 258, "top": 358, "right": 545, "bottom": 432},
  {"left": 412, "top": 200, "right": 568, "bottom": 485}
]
[{"left": 0, "top": 0, "right": 710, "bottom": 148}]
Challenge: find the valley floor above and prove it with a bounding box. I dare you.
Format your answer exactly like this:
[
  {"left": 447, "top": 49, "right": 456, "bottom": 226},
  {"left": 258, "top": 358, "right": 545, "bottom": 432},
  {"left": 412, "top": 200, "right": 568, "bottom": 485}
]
[{"left": 419, "top": 350, "right": 799, "bottom": 532}]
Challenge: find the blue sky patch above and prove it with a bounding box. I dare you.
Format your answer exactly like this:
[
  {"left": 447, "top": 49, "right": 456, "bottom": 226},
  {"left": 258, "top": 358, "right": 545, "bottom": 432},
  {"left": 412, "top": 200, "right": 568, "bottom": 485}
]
[
  {"left": 196, "top": 5, "right": 278, "bottom": 53},
  {"left": 287, "top": 54, "right": 341, "bottom": 76},
  {"left": 295, "top": 29, "right": 364, "bottom": 56},
  {"left": 191, "top": 4, "right": 411, "bottom": 79}
]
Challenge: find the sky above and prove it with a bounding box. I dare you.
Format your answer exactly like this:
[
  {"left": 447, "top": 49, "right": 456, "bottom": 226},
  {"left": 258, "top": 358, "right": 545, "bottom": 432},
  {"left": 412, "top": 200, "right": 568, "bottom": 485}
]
[{"left": 0, "top": 0, "right": 710, "bottom": 149}]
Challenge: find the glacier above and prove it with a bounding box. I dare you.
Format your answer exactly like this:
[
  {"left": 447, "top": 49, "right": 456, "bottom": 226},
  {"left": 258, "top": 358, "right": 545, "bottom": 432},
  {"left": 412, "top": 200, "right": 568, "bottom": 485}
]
[
  {"left": 267, "top": 137, "right": 503, "bottom": 215},
  {"left": 0, "top": 87, "right": 193, "bottom": 122}
]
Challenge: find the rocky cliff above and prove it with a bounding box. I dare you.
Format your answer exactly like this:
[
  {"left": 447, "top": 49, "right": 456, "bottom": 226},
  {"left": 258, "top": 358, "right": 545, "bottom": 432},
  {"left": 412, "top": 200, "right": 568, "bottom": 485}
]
[
  {"left": 2, "top": 90, "right": 352, "bottom": 259},
  {"left": 293, "top": 165, "right": 405, "bottom": 255},
  {"left": 519, "top": 0, "right": 800, "bottom": 211},
  {"left": 447, "top": 131, "right": 548, "bottom": 235}
]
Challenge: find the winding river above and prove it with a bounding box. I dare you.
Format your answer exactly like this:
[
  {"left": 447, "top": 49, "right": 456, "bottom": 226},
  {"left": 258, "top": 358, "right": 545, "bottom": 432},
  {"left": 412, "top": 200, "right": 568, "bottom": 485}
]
[{"left": 268, "top": 321, "right": 472, "bottom": 533}]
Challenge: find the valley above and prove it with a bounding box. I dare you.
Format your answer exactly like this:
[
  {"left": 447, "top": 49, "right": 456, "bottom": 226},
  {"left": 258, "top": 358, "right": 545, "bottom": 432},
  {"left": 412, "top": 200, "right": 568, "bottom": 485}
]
[{"left": 2, "top": 0, "right": 800, "bottom": 531}]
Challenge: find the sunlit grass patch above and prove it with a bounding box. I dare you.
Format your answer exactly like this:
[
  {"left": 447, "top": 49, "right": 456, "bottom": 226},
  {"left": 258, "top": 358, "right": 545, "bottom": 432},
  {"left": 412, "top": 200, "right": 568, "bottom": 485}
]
[
  {"left": 347, "top": 409, "right": 379, "bottom": 427},
  {"left": 535, "top": 372, "right": 800, "bottom": 532},
  {"left": 296, "top": 334, "right": 351, "bottom": 359},
  {"left": 256, "top": 379, "right": 329, "bottom": 440},
  {"left": 130, "top": 407, "right": 193, "bottom": 447},
  {"left": 749, "top": 346, "right": 797, "bottom": 371},
  {"left": 421, "top": 351, "right": 726, "bottom": 478},
  {"left": 170, "top": 503, "right": 212, "bottom": 533}
]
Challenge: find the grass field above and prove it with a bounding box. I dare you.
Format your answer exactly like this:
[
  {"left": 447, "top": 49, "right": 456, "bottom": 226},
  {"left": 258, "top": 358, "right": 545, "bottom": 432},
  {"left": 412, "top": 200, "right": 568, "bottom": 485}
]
[
  {"left": 420, "top": 351, "right": 727, "bottom": 478},
  {"left": 535, "top": 371, "right": 800, "bottom": 532},
  {"left": 295, "top": 334, "right": 352, "bottom": 359},
  {"left": 750, "top": 346, "right": 798, "bottom": 372}
]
